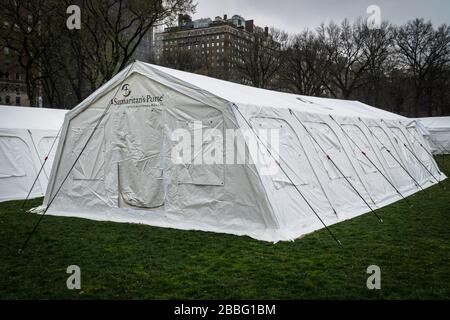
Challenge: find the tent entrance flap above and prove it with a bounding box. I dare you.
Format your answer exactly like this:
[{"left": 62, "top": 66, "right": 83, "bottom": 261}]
[{"left": 117, "top": 107, "right": 165, "bottom": 209}]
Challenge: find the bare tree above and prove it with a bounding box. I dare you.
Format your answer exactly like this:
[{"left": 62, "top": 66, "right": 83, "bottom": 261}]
[
  {"left": 316, "top": 19, "right": 372, "bottom": 99},
  {"left": 236, "top": 27, "right": 288, "bottom": 89},
  {"left": 0, "top": 0, "right": 62, "bottom": 107},
  {"left": 1, "top": 0, "right": 195, "bottom": 108},
  {"left": 394, "top": 19, "right": 450, "bottom": 116},
  {"left": 281, "top": 30, "right": 331, "bottom": 96},
  {"left": 359, "top": 21, "right": 394, "bottom": 106},
  {"left": 159, "top": 46, "right": 200, "bottom": 72},
  {"left": 78, "top": 0, "right": 195, "bottom": 90}
]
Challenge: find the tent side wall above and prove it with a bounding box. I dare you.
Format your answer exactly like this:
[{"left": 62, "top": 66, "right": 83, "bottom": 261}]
[
  {"left": 0, "top": 106, "right": 66, "bottom": 202},
  {"left": 233, "top": 103, "right": 445, "bottom": 240},
  {"left": 44, "top": 70, "right": 279, "bottom": 241},
  {"left": 0, "top": 128, "right": 61, "bottom": 202},
  {"left": 416, "top": 117, "right": 450, "bottom": 154}
]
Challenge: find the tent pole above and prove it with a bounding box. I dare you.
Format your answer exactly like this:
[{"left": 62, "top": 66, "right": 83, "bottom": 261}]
[
  {"left": 19, "top": 63, "right": 136, "bottom": 254},
  {"left": 289, "top": 110, "right": 383, "bottom": 223},
  {"left": 359, "top": 118, "right": 424, "bottom": 192},
  {"left": 21, "top": 126, "right": 62, "bottom": 210},
  {"left": 233, "top": 105, "right": 342, "bottom": 246},
  {"left": 329, "top": 115, "right": 413, "bottom": 208},
  {"left": 295, "top": 132, "right": 339, "bottom": 216},
  {"left": 27, "top": 129, "right": 49, "bottom": 180},
  {"left": 384, "top": 121, "right": 442, "bottom": 187},
  {"left": 230, "top": 107, "right": 338, "bottom": 216}
]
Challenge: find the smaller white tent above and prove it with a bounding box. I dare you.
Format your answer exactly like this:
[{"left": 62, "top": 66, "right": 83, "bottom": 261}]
[
  {"left": 0, "top": 106, "right": 67, "bottom": 202},
  {"left": 415, "top": 117, "right": 450, "bottom": 154}
]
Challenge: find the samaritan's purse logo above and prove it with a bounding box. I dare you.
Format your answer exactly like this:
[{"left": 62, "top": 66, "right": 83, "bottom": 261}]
[
  {"left": 121, "top": 83, "right": 131, "bottom": 97},
  {"left": 111, "top": 84, "right": 164, "bottom": 106}
]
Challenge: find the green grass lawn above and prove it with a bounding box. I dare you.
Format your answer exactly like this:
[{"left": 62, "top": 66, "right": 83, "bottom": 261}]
[{"left": 1, "top": 156, "right": 449, "bottom": 299}]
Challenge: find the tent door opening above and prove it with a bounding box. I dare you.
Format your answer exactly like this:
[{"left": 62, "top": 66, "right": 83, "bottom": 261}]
[{"left": 118, "top": 107, "right": 165, "bottom": 209}]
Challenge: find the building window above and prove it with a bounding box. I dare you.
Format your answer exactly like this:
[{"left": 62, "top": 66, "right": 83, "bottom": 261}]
[
  {"left": 5, "top": 96, "right": 10, "bottom": 104},
  {"left": 15, "top": 73, "right": 20, "bottom": 80},
  {"left": 15, "top": 96, "right": 20, "bottom": 105}
]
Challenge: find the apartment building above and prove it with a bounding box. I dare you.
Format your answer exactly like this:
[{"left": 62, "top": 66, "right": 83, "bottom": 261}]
[{"left": 154, "top": 14, "right": 269, "bottom": 81}]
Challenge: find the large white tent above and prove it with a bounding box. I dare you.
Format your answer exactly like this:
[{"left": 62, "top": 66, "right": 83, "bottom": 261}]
[
  {"left": 415, "top": 117, "right": 450, "bottom": 155},
  {"left": 0, "top": 106, "right": 67, "bottom": 202},
  {"left": 41, "top": 61, "right": 445, "bottom": 242}
]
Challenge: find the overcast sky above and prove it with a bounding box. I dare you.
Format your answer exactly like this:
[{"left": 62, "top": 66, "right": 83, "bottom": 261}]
[{"left": 192, "top": 0, "right": 450, "bottom": 33}]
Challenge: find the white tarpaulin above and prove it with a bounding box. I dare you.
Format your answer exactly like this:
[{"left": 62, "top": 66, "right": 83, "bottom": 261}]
[
  {"left": 0, "top": 106, "right": 67, "bottom": 202},
  {"left": 41, "top": 61, "right": 445, "bottom": 242},
  {"left": 415, "top": 117, "right": 450, "bottom": 154}
]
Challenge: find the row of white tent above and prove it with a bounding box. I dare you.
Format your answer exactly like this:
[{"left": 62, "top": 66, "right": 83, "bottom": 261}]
[
  {"left": 0, "top": 106, "right": 67, "bottom": 202},
  {"left": 0, "top": 62, "right": 448, "bottom": 242},
  {"left": 415, "top": 117, "right": 450, "bottom": 155}
]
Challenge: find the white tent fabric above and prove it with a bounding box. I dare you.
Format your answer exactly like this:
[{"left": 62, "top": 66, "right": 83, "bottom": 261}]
[
  {"left": 0, "top": 106, "right": 67, "bottom": 202},
  {"left": 415, "top": 117, "right": 450, "bottom": 154},
  {"left": 42, "top": 61, "right": 445, "bottom": 242}
]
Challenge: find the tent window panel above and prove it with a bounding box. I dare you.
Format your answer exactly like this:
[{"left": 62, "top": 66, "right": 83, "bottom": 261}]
[
  {"left": 177, "top": 115, "right": 225, "bottom": 186},
  {"left": 369, "top": 126, "right": 399, "bottom": 169},
  {"left": 389, "top": 127, "right": 414, "bottom": 165},
  {"left": 342, "top": 124, "right": 377, "bottom": 174},
  {"left": 250, "top": 117, "right": 309, "bottom": 188},
  {"left": 307, "top": 122, "right": 352, "bottom": 180},
  {"left": 0, "top": 136, "right": 28, "bottom": 178},
  {"left": 71, "top": 126, "right": 105, "bottom": 181},
  {"left": 407, "top": 127, "right": 430, "bottom": 162}
]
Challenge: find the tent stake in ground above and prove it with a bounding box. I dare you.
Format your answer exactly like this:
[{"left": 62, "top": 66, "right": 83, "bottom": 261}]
[
  {"left": 289, "top": 109, "right": 383, "bottom": 223},
  {"left": 359, "top": 118, "right": 424, "bottom": 192},
  {"left": 233, "top": 105, "right": 342, "bottom": 246},
  {"left": 329, "top": 115, "right": 413, "bottom": 208}
]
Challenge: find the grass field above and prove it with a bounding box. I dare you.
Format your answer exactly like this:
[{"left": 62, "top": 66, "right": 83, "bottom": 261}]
[{"left": 0, "top": 156, "right": 449, "bottom": 299}]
